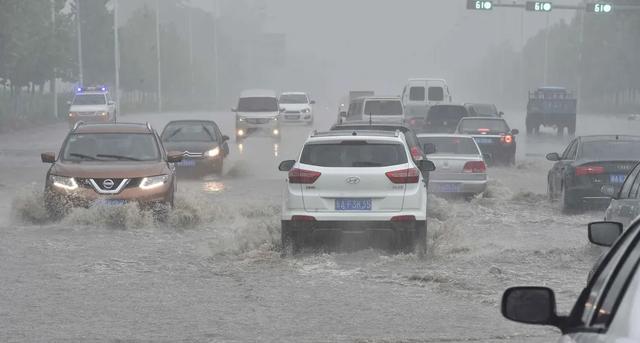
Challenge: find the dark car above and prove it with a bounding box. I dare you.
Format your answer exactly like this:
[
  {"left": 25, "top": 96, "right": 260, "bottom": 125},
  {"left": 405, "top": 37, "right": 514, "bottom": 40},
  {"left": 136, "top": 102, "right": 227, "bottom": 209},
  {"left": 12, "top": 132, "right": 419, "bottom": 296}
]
[
  {"left": 330, "top": 122, "right": 427, "bottom": 162},
  {"left": 463, "top": 103, "right": 503, "bottom": 118},
  {"left": 161, "top": 120, "right": 230, "bottom": 174},
  {"left": 547, "top": 135, "right": 640, "bottom": 211},
  {"left": 501, "top": 220, "right": 637, "bottom": 342},
  {"left": 41, "top": 122, "right": 182, "bottom": 219},
  {"left": 455, "top": 117, "right": 518, "bottom": 165},
  {"left": 424, "top": 104, "right": 469, "bottom": 133}
]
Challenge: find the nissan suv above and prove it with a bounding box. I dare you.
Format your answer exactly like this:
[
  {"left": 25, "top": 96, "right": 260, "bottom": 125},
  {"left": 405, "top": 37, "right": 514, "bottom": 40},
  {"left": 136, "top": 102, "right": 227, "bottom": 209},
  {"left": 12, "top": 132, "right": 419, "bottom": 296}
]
[
  {"left": 41, "top": 122, "right": 182, "bottom": 219},
  {"left": 278, "top": 130, "right": 435, "bottom": 256}
]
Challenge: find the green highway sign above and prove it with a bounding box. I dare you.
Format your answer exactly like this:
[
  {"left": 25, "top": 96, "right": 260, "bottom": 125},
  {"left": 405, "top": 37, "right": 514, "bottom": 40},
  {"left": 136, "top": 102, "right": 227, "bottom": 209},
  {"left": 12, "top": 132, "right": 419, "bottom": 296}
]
[
  {"left": 526, "top": 1, "right": 553, "bottom": 12},
  {"left": 467, "top": 0, "right": 493, "bottom": 10}
]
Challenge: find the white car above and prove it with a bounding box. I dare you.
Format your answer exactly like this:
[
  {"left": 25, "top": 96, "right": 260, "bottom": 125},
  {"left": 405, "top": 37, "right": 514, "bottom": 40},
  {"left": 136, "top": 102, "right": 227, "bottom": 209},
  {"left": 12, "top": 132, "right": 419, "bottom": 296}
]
[
  {"left": 278, "top": 130, "right": 435, "bottom": 256},
  {"left": 233, "top": 89, "right": 281, "bottom": 141},
  {"left": 343, "top": 96, "right": 405, "bottom": 124},
  {"left": 501, "top": 219, "right": 640, "bottom": 342},
  {"left": 279, "top": 92, "right": 315, "bottom": 125},
  {"left": 417, "top": 134, "right": 487, "bottom": 197},
  {"left": 67, "top": 86, "right": 117, "bottom": 128}
]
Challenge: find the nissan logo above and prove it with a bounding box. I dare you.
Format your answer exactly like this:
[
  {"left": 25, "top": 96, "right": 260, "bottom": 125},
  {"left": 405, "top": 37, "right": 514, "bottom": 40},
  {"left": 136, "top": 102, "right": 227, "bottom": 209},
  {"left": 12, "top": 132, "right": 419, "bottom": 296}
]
[
  {"left": 345, "top": 176, "right": 360, "bottom": 184},
  {"left": 102, "top": 179, "right": 115, "bottom": 189}
]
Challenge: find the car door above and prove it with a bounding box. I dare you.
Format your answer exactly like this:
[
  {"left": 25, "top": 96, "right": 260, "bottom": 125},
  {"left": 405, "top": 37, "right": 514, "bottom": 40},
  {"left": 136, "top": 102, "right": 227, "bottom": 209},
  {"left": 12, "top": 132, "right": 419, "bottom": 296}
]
[
  {"left": 550, "top": 139, "right": 577, "bottom": 194},
  {"left": 562, "top": 223, "right": 640, "bottom": 342},
  {"left": 606, "top": 163, "right": 640, "bottom": 227}
]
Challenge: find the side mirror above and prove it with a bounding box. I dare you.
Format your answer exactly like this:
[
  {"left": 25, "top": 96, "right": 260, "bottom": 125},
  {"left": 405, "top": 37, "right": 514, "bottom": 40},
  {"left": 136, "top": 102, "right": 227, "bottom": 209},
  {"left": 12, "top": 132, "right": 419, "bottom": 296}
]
[
  {"left": 546, "top": 152, "right": 560, "bottom": 161},
  {"left": 511, "top": 129, "right": 519, "bottom": 135},
  {"left": 41, "top": 152, "right": 56, "bottom": 163},
  {"left": 499, "top": 111, "right": 504, "bottom": 117},
  {"left": 167, "top": 152, "right": 183, "bottom": 163},
  {"left": 279, "top": 107, "right": 286, "bottom": 113},
  {"left": 278, "top": 160, "right": 296, "bottom": 172},
  {"left": 339, "top": 111, "right": 347, "bottom": 118},
  {"left": 600, "top": 184, "right": 618, "bottom": 199},
  {"left": 222, "top": 135, "right": 230, "bottom": 142},
  {"left": 108, "top": 100, "right": 115, "bottom": 106},
  {"left": 310, "top": 100, "right": 316, "bottom": 105},
  {"left": 588, "top": 221, "right": 623, "bottom": 247},
  {"left": 231, "top": 108, "right": 237, "bottom": 112},
  {"left": 419, "top": 160, "right": 436, "bottom": 172},
  {"left": 502, "top": 287, "right": 559, "bottom": 326},
  {"left": 423, "top": 143, "right": 437, "bottom": 155}
]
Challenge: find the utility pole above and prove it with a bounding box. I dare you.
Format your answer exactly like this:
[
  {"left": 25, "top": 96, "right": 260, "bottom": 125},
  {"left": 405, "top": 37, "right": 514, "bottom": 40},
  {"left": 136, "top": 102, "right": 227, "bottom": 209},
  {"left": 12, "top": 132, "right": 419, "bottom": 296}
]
[
  {"left": 213, "top": 0, "right": 220, "bottom": 109},
  {"left": 576, "top": 0, "right": 586, "bottom": 113},
  {"left": 187, "top": 7, "right": 194, "bottom": 100},
  {"left": 155, "top": 0, "right": 163, "bottom": 112},
  {"left": 51, "top": 0, "right": 58, "bottom": 119},
  {"left": 114, "top": 0, "right": 120, "bottom": 115},
  {"left": 542, "top": 12, "right": 550, "bottom": 84},
  {"left": 76, "top": 0, "right": 84, "bottom": 85}
]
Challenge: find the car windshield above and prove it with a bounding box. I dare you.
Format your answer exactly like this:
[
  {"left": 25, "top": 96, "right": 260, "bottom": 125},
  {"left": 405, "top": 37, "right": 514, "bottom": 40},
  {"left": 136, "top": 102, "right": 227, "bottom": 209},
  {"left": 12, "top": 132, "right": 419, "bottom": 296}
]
[
  {"left": 72, "top": 94, "right": 106, "bottom": 105},
  {"left": 279, "top": 94, "right": 308, "bottom": 104},
  {"left": 363, "top": 100, "right": 403, "bottom": 116},
  {"left": 468, "top": 104, "right": 497, "bottom": 116},
  {"left": 418, "top": 136, "right": 479, "bottom": 155},
  {"left": 62, "top": 133, "right": 160, "bottom": 161},
  {"left": 458, "top": 119, "right": 510, "bottom": 133},
  {"left": 428, "top": 105, "right": 467, "bottom": 122},
  {"left": 581, "top": 140, "right": 640, "bottom": 160},
  {"left": 237, "top": 97, "right": 278, "bottom": 112},
  {"left": 300, "top": 142, "right": 407, "bottom": 167},
  {"left": 162, "top": 123, "right": 218, "bottom": 142}
]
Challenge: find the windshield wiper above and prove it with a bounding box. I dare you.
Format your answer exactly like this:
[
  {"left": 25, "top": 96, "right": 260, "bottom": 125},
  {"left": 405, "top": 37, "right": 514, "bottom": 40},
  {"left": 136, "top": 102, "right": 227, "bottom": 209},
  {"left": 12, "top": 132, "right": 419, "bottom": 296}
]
[
  {"left": 202, "top": 126, "right": 215, "bottom": 141},
  {"left": 69, "top": 153, "right": 100, "bottom": 161},
  {"left": 164, "top": 128, "right": 183, "bottom": 141},
  {"left": 96, "top": 154, "right": 142, "bottom": 161}
]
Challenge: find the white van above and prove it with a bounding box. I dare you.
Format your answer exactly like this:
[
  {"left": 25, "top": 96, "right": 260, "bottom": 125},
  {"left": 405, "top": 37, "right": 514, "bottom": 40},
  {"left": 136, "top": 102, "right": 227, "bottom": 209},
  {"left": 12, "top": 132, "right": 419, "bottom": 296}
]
[
  {"left": 344, "top": 96, "right": 404, "bottom": 124},
  {"left": 401, "top": 79, "right": 452, "bottom": 117}
]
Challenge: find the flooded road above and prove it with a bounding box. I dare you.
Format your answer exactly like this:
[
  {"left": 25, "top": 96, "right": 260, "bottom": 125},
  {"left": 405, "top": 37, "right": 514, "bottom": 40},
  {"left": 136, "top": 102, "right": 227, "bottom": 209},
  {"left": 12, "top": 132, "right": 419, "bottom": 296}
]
[{"left": 0, "top": 109, "right": 634, "bottom": 342}]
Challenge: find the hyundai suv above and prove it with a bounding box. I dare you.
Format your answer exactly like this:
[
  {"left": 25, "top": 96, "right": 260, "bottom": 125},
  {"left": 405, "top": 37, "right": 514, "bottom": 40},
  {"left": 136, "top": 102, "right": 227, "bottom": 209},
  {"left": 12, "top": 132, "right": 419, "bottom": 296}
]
[
  {"left": 41, "top": 122, "right": 182, "bottom": 219},
  {"left": 278, "top": 130, "right": 435, "bottom": 256}
]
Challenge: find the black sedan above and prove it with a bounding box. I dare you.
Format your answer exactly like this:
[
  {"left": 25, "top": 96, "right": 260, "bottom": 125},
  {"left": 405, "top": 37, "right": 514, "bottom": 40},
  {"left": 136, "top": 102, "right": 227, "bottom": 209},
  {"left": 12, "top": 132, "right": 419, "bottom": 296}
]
[
  {"left": 547, "top": 135, "right": 640, "bottom": 211},
  {"left": 161, "top": 120, "right": 230, "bottom": 174},
  {"left": 455, "top": 117, "right": 518, "bottom": 165}
]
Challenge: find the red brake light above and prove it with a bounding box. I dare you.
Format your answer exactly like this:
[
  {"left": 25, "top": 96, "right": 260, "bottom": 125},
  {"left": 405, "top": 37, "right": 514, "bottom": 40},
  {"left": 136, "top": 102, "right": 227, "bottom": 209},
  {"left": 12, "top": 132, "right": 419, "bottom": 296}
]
[
  {"left": 478, "top": 128, "right": 490, "bottom": 133},
  {"left": 288, "top": 168, "right": 321, "bottom": 184},
  {"left": 391, "top": 215, "right": 416, "bottom": 222},
  {"left": 410, "top": 146, "right": 424, "bottom": 161},
  {"left": 463, "top": 161, "right": 486, "bottom": 173},
  {"left": 386, "top": 168, "right": 420, "bottom": 184},
  {"left": 576, "top": 165, "right": 605, "bottom": 176},
  {"left": 500, "top": 134, "right": 513, "bottom": 144}
]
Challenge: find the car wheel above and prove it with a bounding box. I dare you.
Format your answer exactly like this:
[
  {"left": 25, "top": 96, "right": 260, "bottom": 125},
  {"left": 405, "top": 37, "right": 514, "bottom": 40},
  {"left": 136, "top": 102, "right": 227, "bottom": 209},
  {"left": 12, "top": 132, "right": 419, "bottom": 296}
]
[
  {"left": 561, "top": 184, "right": 578, "bottom": 213},
  {"left": 415, "top": 221, "right": 427, "bottom": 259},
  {"left": 281, "top": 221, "right": 300, "bottom": 257},
  {"left": 44, "top": 189, "right": 68, "bottom": 221},
  {"left": 214, "top": 159, "right": 224, "bottom": 174},
  {"left": 557, "top": 126, "right": 564, "bottom": 137}
]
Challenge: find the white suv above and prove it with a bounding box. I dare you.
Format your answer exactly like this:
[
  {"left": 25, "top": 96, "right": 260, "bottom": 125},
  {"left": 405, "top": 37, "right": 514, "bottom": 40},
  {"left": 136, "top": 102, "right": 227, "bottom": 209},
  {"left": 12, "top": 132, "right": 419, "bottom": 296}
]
[
  {"left": 279, "top": 92, "right": 315, "bottom": 125},
  {"left": 278, "top": 130, "right": 435, "bottom": 256}
]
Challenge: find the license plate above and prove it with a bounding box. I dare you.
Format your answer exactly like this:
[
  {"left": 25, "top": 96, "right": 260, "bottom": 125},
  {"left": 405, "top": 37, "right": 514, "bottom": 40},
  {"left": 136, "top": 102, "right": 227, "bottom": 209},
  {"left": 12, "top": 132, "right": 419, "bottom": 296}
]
[
  {"left": 177, "top": 159, "right": 196, "bottom": 167},
  {"left": 335, "top": 198, "right": 372, "bottom": 211},
  {"left": 610, "top": 174, "right": 626, "bottom": 184},
  {"left": 475, "top": 138, "right": 493, "bottom": 144},
  {"left": 94, "top": 199, "right": 126, "bottom": 206},
  {"left": 285, "top": 115, "right": 300, "bottom": 120},
  {"left": 431, "top": 183, "right": 460, "bottom": 193}
]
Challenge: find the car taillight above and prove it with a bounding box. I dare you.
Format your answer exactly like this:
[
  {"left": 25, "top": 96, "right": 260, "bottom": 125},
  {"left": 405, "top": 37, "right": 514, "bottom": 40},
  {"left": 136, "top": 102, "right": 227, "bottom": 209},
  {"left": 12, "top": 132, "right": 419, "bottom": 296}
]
[
  {"left": 386, "top": 168, "right": 420, "bottom": 184},
  {"left": 292, "top": 215, "right": 316, "bottom": 221},
  {"left": 463, "top": 161, "right": 486, "bottom": 173},
  {"left": 576, "top": 165, "right": 605, "bottom": 176},
  {"left": 391, "top": 215, "right": 416, "bottom": 222},
  {"left": 500, "top": 134, "right": 513, "bottom": 144},
  {"left": 288, "top": 168, "right": 321, "bottom": 184},
  {"left": 410, "top": 146, "right": 424, "bottom": 161}
]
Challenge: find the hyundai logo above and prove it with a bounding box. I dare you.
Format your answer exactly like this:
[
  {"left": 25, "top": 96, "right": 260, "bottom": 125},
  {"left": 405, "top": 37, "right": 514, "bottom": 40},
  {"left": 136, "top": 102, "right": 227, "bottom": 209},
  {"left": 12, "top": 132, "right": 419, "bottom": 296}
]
[
  {"left": 102, "top": 179, "right": 115, "bottom": 189},
  {"left": 345, "top": 176, "right": 361, "bottom": 184}
]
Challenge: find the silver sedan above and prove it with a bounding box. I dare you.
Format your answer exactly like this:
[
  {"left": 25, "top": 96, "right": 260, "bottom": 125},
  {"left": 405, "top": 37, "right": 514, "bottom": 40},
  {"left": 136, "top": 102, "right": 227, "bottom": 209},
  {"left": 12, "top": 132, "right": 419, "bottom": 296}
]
[{"left": 417, "top": 134, "right": 488, "bottom": 197}]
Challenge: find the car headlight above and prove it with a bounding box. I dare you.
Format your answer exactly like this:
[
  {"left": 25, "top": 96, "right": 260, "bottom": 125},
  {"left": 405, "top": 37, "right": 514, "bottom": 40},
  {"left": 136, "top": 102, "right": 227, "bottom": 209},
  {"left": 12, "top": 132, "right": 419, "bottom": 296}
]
[
  {"left": 238, "top": 117, "right": 245, "bottom": 122},
  {"left": 68, "top": 112, "right": 77, "bottom": 117},
  {"left": 206, "top": 147, "right": 220, "bottom": 157},
  {"left": 301, "top": 108, "right": 311, "bottom": 114},
  {"left": 99, "top": 111, "right": 108, "bottom": 116},
  {"left": 140, "top": 175, "right": 169, "bottom": 190},
  {"left": 50, "top": 175, "right": 78, "bottom": 190},
  {"left": 273, "top": 116, "right": 279, "bottom": 121},
  {"left": 273, "top": 128, "right": 280, "bottom": 136}
]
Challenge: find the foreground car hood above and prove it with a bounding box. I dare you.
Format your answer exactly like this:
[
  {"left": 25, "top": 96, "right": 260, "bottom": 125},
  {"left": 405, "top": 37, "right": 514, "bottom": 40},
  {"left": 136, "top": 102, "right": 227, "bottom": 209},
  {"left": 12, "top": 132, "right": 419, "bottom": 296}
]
[
  {"left": 237, "top": 111, "right": 279, "bottom": 118},
  {"left": 69, "top": 105, "right": 109, "bottom": 112},
  {"left": 51, "top": 162, "right": 168, "bottom": 178},
  {"left": 163, "top": 141, "right": 218, "bottom": 154}
]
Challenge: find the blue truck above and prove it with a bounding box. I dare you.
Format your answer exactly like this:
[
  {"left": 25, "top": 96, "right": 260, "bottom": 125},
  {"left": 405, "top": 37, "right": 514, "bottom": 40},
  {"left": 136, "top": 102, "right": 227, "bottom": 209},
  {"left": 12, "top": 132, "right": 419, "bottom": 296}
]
[{"left": 526, "top": 87, "right": 577, "bottom": 136}]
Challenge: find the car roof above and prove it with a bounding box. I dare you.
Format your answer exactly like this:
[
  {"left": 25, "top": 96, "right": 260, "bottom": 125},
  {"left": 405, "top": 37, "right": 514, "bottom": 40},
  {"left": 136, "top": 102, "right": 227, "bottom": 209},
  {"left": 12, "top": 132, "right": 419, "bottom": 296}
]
[
  {"left": 464, "top": 103, "right": 495, "bottom": 107},
  {"left": 75, "top": 92, "right": 107, "bottom": 95},
  {"left": 416, "top": 133, "right": 476, "bottom": 139},
  {"left": 578, "top": 135, "right": 640, "bottom": 142},
  {"left": 165, "top": 119, "right": 218, "bottom": 126},
  {"left": 459, "top": 116, "right": 506, "bottom": 121},
  {"left": 73, "top": 122, "right": 153, "bottom": 134},
  {"left": 430, "top": 103, "right": 465, "bottom": 107},
  {"left": 331, "top": 122, "right": 411, "bottom": 132},
  {"left": 239, "top": 89, "right": 277, "bottom": 98},
  {"left": 310, "top": 130, "right": 403, "bottom": 140},
  {"left": 280, "top": 91, "right": 307, "bottom": 96}
]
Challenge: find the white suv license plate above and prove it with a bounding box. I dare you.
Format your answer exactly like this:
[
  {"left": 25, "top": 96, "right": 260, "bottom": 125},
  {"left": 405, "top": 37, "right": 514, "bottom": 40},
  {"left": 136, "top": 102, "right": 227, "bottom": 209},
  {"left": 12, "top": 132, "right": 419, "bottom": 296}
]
[{"left": 335, "top": 198, "right": 372, "bottom": 211}]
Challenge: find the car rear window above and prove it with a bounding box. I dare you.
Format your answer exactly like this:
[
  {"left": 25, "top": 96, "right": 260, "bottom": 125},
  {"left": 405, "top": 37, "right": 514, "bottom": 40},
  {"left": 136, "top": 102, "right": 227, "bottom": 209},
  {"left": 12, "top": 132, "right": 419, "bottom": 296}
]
[
  {"left": 581, "top": 141, "right": 640, "bottom": 161},
  {"left": 300, "top": 141, "right": 408, "bottom": 167},
  {"left": 468, "top": 104, "right": 498, "bottom": 116},
  {"left": 409, "top": 87, "right": 425, "bottom": 101},
  {"left": 72, "top": 94, "right": 107, "bottom": 105},
  {"left": 427, "top": 106, "right": 467, "bottom": 123},
  {"left": 162, "top": 123, "right": 218, "bottom": 142},
  {"left": 418, "top": 137, "right": 479, "bottom": 155},
  {"left": 363, "top": 100, "right": 403, "bottom": 116},
  {"left": 458, "top": 119, "right": 509, "bottom": 133},
  {"left": 62, "top": 133, "right": 160, "bottom": 162}
]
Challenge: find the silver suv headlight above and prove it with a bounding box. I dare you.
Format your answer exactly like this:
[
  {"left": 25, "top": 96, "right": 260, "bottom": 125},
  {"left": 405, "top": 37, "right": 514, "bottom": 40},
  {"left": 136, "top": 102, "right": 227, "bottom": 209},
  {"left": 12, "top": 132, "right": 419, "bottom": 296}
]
[
  {"left": 50, "top": 175, "right": 78, "bottom": 190},
  {"left": 301, "top": 108, "right": 311, "bottom": 114},
  {"left": 140, "top": 175, "right": 169, "bottom": 190}
]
